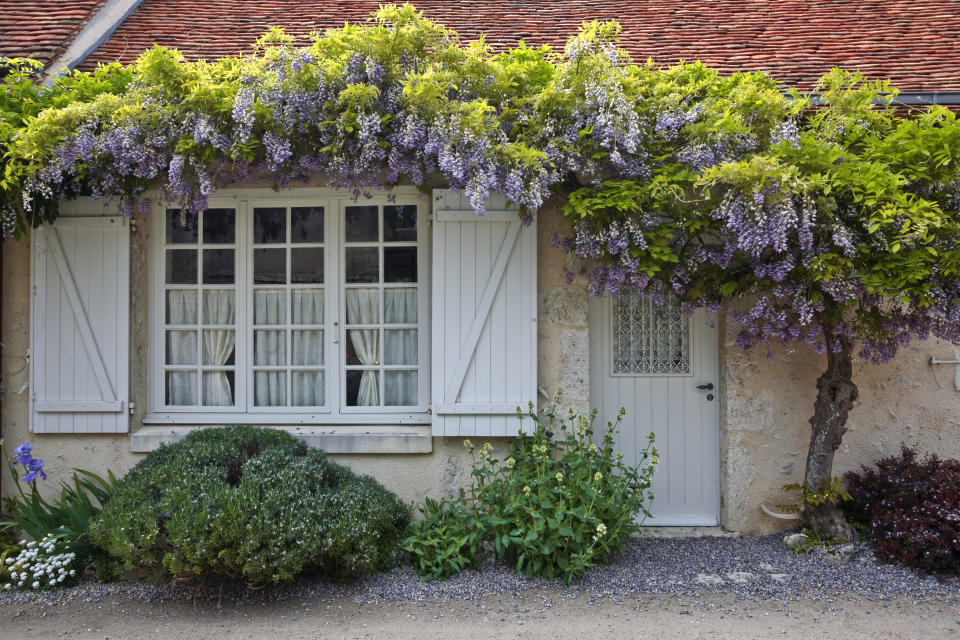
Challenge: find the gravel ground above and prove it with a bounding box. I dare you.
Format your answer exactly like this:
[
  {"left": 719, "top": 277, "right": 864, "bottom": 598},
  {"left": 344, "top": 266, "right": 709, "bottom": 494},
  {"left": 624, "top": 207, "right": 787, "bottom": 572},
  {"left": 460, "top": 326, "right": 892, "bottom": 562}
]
[{"left": 2, "top": 534, "right": 958, "bottom": 608}]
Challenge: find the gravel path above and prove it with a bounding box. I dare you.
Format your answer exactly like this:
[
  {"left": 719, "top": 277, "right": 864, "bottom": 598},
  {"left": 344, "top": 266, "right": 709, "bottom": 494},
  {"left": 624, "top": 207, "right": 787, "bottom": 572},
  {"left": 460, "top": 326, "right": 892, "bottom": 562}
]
[{"left": 2, "top": 534, "right": 958, "bottom": 608}]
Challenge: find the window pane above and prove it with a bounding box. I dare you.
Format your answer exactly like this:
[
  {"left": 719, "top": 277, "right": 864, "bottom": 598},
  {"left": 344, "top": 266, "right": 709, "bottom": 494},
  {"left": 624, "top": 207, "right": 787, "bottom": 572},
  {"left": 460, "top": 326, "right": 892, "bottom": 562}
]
[
  {"left": 292, "top": 330, "right": 324, "bottom": 365},
  {"left": 254, "top": 207, "right": 286, "bottom": 244},
  {"left": 384, "top": 329, "right": 417, "bottom": 365},
  {"left": 254, "top": 289, "right": 286, "bottom": 324},
  {"left": 203, "top": 249, "right": 234, "bottom": 284},
  {"left": 166, "top": 371, "right": 197, "bottom": 406},
  {"left": 255, "top": 371, "right": 287, "bottom": 406},
  {"left": 166, "top": 249, "right": 197, "bottom": 284},
  {"left": 384, "top": 288, "right": 417, "bottom": 323},
  {"left": 254, "top": 248, "right": 286, "bottom": 284},
  {"left": 346, "top": 329, "right": 379, "bottom": 365},
  {"left": 292, "top": 289, "right": 324, "bottom": 324},
  {"left": 345, "top": 247, "right": 378, "bottom": 283},
  {"left": 254, "top": 330, "right": 286, "bottom": 365},
  {"left": 346, "top": 370, "right": 379, "bottom": 406},
  {"left": 384, "top": 205, "right": 417, "bottom": 242},
  {"left": 384, "top": 247, "right": 416, "bottom": 283},
  {"left": 344, "top": 206, "right": 378, "bottom": 242},
  {"left": 203, "top": 371, "right": 235, "bottom": 406},
  {"left": 166, "top": 209, "right": 198, "bottom": 243},
  {"left": 291, "top": 247, "right": 324, "bottom": 283},
  {"left": 202, "top": 329, "right": 235, "bottom": 365},
  {"left": 292, "top": 207, "right": 324, "bottom": 243},
  {"left": 345, "top": 288, "right": 379, "bottom": 324},
  {"left": 166, "top": 330, "right": 197, "bottom": 365},
  {"left": 203, "top": 290, "right": 236, "bottom": 324},
  {"left": 292, "top": 371, "right": 324, "bottom": 406},
  {"left": 203, "top": 209, "right": 235, "bottom": 244},
  {"left": 166, "top": 290, "right": 197, "bottom": 324},
  {"left": 385, "top": 371, "right": 417, "bottom": 406}
]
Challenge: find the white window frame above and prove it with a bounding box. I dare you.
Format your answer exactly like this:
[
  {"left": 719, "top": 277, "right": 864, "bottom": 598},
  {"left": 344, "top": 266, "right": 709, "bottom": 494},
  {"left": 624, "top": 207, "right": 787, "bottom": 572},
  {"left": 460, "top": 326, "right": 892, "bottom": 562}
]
[{"left": 146, "top": 187, "right": 431, "bottom": 425}]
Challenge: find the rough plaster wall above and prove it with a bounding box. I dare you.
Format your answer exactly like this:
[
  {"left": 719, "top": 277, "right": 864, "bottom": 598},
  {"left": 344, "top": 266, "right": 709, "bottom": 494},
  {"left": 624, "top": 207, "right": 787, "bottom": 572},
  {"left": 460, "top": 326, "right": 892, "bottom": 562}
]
[
  {"left": 0, "top": 196, "right": 577, "bottom": 507},
  {"left": 537, "top": 198, "right": 589, "bottom": 416},
  {"left": 722, "top": 321, "right": 960, "bottom": 534}
]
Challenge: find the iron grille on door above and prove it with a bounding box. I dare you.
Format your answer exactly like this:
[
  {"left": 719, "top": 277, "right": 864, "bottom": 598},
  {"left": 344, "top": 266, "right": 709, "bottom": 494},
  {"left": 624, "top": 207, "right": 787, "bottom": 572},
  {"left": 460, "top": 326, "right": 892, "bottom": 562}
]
[{"left": 613, "top": 294, "right": 690, "bottom": 375}]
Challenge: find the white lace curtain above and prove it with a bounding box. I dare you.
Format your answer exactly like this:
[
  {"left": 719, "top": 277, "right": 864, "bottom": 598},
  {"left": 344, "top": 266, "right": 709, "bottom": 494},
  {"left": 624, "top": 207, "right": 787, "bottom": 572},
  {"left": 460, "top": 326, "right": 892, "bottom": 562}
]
[
  {"left": 254, "top": 289, "right": 324, "bottom": 406},
  {"left": 343, "top": 288, "right": 418, "bottom": 407},
  {"left": 166, "top": 290, "right": 235, "bottom": 406}
]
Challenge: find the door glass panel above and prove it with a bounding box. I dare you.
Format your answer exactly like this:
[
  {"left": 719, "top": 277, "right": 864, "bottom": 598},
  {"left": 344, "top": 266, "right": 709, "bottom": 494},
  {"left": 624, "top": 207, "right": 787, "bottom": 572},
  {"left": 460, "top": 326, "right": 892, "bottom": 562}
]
[
  {"left": 384, "top": 329, "right": 417, "bottom": 365},
  {"left": 613, "top": 294, "right": 689, "bottom": 374},
  {"left": 166, "top": 371, "right": 197, "bottom": 406},
  {"left": 202, "top": 371, "right": 235, "bottom": 406},
  {"left": 166, "top": 331, "right": 198, "bottom": 365},
  {"left": 203, "top": 249, "right": 234, "bottom": 284},
  {"left": 254, "top": 330, "right": 286, "bottom": 365},
  {"left": 166, "top": 290, "right": 197, "bottom": 324},
  {"left": 345, "top": 247, "right": 378, "bottom": 282},
  {"left": 292, "top": 330, "right": 324, "bottom": 365},
  {"left": 291, "top": 207, "right": 324, "bottom": 242},
  {"left": 383, "top": 205, "right": 417, "bottom": 242},
  {"left": 254, "top": 207, "right": 286, "bottom": 244},
  {"left": 384, "top": 371, "right": 417, "bottom": 406},
  {"left": 384, "top": 247, "right": 417, "bottom": 283},
  {"left": 254, "top": 289, "right": 286, "bottom": 324},
  {"left": 292, "top": 289, "right": 324, "bottom": 324},
  {"left": 202, "top": 329, "right": 236, "bottom": 365},
  {"left": 254, "top": 371, "right": 287, "bottom": 406},
  {"left": 166, "top": 249, "right": 197, "bottom": 284},
  {"left": 346, "top": 369, "right": 379, "bottom": 406},
  {"left": 292, "top": 371, "right": 324, "bottom": 406},
  {"left": 344, "top": 206, "right": 378, "bottom": 242},
  {"left": 202, "top": 209, "right": 235, "bottom": 244},
  {"left": 166, "top": 209, "right": 198, "bottom": 243},
  {"left": 291, "top": 247, "right": 324, "bottom": 283},
  {"left": 384, "top": 288, "right": 417, "bottom": 323},
  {"left": 254, "top": 248, "right": 286, "bottom": 284}
]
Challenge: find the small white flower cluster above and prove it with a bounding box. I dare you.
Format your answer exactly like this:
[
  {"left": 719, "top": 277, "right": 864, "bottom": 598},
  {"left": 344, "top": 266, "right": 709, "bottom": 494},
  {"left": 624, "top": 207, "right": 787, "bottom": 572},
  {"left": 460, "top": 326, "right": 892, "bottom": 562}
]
[{"left": 3, "top": 534, "right": 78, "bottom": 591}]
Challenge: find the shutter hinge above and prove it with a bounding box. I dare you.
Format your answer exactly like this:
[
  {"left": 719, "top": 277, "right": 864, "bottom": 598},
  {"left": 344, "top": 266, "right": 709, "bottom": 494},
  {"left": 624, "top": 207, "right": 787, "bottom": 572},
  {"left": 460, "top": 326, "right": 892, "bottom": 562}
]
[{"left": 128, "top": 401, "right": 136, "bottom": 415}]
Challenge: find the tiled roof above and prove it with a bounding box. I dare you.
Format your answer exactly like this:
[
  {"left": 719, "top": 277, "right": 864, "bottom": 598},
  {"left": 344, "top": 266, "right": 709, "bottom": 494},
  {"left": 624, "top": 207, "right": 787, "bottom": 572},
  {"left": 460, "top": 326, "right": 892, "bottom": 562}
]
[
  {"left": 0, "top": 0, "right": 105, "bottom": 63},
  {"left": 55, "top": 0, "right": 960, "bottom": 91}
]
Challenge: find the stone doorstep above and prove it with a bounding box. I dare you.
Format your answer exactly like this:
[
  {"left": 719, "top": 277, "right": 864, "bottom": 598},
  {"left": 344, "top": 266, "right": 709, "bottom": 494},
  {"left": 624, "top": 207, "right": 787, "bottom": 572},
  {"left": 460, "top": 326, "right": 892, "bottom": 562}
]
[{"left": 635, "top": 526, "right": 741, "bottom": 539}]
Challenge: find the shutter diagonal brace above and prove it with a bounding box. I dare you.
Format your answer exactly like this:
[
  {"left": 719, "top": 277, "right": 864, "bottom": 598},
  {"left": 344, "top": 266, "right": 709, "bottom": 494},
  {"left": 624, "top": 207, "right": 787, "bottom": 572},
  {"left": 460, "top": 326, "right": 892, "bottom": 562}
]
[
  {"left": 443, "top": 219, "right": 521, "bottom": 405},
  {"left": 44, "top": 226, "right": 118, "bottom": 402}
]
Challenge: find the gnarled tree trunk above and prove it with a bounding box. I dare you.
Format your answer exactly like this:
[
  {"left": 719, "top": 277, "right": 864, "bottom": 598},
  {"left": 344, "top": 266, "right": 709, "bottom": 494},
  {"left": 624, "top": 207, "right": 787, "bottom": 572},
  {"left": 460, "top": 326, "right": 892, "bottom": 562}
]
[{"left": 801, "top": 331, "right": 857, "bottom": 540}]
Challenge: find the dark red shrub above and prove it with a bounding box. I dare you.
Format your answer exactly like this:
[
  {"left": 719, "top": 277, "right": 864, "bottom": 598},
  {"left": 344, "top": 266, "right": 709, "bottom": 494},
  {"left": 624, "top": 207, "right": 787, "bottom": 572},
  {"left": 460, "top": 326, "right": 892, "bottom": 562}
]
[{"left": 843, "top": 446, "right": 960, "bottom": 574}]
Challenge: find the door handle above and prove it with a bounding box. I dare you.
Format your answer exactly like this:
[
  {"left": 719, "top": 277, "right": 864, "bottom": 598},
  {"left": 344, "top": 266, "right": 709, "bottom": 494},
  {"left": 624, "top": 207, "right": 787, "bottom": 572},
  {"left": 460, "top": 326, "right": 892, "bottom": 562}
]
[{"left": 696, "top": 383, "right": 714, "bottom": 391}]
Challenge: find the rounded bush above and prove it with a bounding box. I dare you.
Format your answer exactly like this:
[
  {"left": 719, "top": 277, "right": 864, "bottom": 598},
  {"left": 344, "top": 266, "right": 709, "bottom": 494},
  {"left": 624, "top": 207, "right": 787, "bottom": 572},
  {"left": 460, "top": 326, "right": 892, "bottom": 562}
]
[
  {"left": 90, "top": 426, "right": 410, "bottom": 583},
  {"left": 843, "top": 446, "right": 960, "bottom": 574}
]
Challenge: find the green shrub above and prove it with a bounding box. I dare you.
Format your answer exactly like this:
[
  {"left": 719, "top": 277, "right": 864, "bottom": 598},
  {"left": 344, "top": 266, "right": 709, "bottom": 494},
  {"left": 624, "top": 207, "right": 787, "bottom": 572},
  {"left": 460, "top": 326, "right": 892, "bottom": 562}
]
[
  {"left": 1, "top": 440, "right": 118, "bottom": 588},
  {"left": 404, "top": 400, "right": 658, "bottom": 584},
  {"left": 90, "top": 426, "right": 410, "bottom": 583}
]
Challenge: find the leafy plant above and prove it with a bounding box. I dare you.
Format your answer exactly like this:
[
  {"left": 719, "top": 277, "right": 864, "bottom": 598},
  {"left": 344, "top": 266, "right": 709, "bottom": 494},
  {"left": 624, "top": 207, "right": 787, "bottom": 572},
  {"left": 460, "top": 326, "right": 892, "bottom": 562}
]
[
  {"left": 90, "top": 426, "right": 411, "bottom": 583},
  {"left": 779, "top": 477, "right": 852, "bottom": 514},
  {"left": 842, "top": 446, "right": 960, "bottom": 574},
  {"left": 0, "top": 440, "right": 118, "bottom": 576},
  {"left": 405, "top": 397, "right": 658, "bottom": 584},
  {"left": 402, "top": 496, "right": 484, "bottom": 581}
]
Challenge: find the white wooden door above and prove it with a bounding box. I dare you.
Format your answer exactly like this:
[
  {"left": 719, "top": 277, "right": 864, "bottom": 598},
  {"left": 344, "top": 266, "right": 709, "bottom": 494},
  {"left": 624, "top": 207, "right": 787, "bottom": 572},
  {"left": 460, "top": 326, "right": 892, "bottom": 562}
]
[{"left": 589, "top": 295, "right": 719, "bottom": 525}]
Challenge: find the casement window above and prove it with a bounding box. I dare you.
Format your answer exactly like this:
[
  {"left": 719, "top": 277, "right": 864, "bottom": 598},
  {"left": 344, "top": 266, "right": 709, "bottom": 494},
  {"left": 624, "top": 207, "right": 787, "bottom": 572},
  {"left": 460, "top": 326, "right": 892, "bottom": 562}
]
[{"left": 148, "top": 192, "right": 429, "bottom": 424}]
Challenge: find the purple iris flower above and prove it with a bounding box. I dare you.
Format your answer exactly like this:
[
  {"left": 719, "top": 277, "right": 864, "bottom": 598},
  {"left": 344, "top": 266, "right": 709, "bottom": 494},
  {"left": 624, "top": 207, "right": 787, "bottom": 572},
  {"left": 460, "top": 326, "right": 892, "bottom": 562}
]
[
  {"left": 23, "top": 458, "right": 46, "bottom": 482},
  {"left": 12, "top": 442, "right": 33, "bottom": 465}
]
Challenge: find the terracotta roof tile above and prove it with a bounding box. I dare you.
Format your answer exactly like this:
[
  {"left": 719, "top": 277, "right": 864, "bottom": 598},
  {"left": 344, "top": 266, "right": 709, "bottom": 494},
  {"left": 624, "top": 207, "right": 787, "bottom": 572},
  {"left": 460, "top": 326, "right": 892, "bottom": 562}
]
[
  {"left": 11, "top": 1, "right": 960, "bottom": 91},
  {"left": 0, "top": 1, "right": 105, "bottom": 63}
]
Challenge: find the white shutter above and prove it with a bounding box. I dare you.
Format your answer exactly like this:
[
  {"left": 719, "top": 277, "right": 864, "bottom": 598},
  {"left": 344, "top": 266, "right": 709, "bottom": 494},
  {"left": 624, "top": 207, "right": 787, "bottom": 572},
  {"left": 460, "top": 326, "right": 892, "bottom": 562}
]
[
  {"left": 30, "top": 217, "right": 130, "bottom": 433},
  {"left": 431, "top": 190, "right": 537, "bottom": 437}
]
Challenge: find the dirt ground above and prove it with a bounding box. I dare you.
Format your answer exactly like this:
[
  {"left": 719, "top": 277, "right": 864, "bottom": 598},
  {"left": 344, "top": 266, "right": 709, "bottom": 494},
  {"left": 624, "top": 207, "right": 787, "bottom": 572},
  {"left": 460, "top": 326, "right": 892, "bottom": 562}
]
[{"left": 3, "top": 589, "right": 958, "bottom": 639}]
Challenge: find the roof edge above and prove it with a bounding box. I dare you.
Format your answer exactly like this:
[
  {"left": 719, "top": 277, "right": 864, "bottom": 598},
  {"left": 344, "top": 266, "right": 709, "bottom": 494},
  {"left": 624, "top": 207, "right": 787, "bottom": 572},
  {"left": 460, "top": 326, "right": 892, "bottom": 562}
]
[{"left": 43, "top": 0, "right": 145, "bottom": 85}]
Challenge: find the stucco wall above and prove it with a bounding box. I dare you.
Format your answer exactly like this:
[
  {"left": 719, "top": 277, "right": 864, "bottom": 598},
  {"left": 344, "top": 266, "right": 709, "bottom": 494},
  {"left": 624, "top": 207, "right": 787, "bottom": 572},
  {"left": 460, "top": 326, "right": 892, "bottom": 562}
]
[
  {"left": 3, "top": 197, "right": 958, "bottom": 531},
  {"left": 721, "top": 324, "right": 960, "bottom": 534},
  {"left": 0, "top": 197, "right": 584, "bottom": 509}
]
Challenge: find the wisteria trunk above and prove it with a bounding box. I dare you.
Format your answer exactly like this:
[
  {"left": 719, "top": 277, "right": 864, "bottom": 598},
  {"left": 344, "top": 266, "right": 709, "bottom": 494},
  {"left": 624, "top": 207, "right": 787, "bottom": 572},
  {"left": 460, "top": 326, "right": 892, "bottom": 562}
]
[{"left": 801, "top": 333, "right": 857, "bottom": 540}]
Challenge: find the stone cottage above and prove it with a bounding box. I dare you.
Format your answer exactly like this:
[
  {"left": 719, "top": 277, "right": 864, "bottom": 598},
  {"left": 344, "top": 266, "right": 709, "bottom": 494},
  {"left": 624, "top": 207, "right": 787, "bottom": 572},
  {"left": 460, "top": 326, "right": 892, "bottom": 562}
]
[{"left": 2, "top": 0, "right": 959, "bottom": 534}]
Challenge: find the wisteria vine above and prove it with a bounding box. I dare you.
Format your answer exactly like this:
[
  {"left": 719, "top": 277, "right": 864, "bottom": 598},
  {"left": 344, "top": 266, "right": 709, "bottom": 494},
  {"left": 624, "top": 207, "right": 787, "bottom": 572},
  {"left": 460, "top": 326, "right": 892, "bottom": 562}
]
[{"left": 1, "top": 4, "right": 959, "bottom": 363}]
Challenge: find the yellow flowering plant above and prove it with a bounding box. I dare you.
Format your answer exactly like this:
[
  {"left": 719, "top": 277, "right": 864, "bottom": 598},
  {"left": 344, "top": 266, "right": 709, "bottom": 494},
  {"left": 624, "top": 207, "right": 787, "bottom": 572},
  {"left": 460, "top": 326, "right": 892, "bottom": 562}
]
[{"left": 404, "top": 392, "right": 658, "bottom": 584}]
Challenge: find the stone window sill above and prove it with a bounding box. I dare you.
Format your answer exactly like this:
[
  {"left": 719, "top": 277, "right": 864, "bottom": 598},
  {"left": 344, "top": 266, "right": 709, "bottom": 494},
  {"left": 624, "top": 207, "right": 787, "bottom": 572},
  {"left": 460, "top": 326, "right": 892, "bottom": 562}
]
[{"left": 130, "top": 425, "right": 433, "bottom": 454}]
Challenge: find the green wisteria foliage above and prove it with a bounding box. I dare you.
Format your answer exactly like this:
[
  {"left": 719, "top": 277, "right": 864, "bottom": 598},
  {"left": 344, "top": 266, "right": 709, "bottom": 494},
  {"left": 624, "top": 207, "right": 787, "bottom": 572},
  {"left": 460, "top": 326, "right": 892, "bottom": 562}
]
[{"left": 1, "top": 3, "right": 959, "bottom": 359}]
